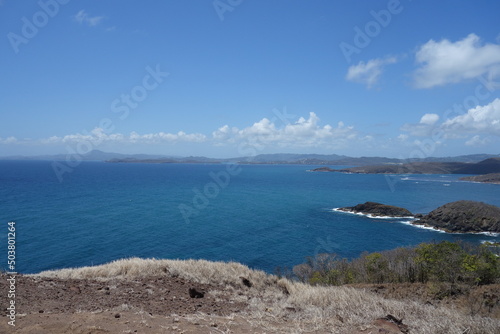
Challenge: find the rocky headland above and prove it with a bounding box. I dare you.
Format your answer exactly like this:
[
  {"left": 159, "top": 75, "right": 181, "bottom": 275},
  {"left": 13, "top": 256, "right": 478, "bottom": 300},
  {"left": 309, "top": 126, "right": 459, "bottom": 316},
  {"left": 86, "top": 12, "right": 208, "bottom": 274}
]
[{"left": 313, "top": 158, "right": 500, "bottom": 175}]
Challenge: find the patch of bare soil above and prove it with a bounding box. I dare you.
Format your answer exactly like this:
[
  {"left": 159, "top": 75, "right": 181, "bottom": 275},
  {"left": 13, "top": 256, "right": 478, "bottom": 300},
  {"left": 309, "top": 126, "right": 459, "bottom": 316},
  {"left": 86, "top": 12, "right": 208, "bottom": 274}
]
[
  {"left": 0, "top": 273, "right": 251, "bottom": 333},
  {"left": 0, "top": 273, "right": 464, "bottom": 333}
]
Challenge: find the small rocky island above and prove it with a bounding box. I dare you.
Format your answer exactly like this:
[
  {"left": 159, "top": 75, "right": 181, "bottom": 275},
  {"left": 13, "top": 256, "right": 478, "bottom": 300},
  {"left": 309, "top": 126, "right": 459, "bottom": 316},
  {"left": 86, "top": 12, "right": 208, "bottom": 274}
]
[
  {"left": 414, "top": 200, "right": 500, "bottom": 233},
  {"left": 338, "top": 202, "right": 413, "bottom": 217},
  {"left": 338, "top": 201, "right": 500, "bottom": 233}
]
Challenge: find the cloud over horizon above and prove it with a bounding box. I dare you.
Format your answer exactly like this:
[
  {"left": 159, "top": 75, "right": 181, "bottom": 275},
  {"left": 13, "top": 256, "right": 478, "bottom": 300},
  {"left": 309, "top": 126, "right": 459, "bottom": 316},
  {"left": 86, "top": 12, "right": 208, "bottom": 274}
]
[
  {"left": 401, "top": 98, "right": 500, "bottom": 149},
  {"left": 441, "top": 98, "right": 500, "bottom": 136},
  {"left": 3, "top": 113, "right": 359, "bottom": 152},
  {"left": 212, "top": 112, "right": 358, "bottom": 149}
]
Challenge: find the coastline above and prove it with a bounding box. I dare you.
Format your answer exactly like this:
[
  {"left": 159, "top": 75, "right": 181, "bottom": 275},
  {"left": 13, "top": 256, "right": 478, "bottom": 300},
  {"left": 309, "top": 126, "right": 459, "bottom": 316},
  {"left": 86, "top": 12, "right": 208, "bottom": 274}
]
[{"left": 332, "top": 207, "right": 500, "bottom": 236}]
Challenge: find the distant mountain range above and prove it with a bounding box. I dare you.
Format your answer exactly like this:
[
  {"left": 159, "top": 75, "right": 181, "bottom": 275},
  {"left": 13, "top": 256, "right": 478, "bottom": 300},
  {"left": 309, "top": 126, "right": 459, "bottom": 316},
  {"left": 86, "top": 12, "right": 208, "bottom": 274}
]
[
  {"left": 1, "top": 150, "right": 500, "bottom": 166},
  {"left": 0, "top": 150, "right": 500, "bottom": 166}
]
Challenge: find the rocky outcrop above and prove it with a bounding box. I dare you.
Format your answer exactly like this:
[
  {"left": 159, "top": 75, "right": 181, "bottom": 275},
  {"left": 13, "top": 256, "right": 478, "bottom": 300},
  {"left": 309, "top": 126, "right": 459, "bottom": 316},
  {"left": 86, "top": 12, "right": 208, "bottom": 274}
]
[
  {"left": 338, "top": 202, "right": 413, "bottom": 217},
  {"left": 414, "top": 201, "right": 500, "bottom": 233}
]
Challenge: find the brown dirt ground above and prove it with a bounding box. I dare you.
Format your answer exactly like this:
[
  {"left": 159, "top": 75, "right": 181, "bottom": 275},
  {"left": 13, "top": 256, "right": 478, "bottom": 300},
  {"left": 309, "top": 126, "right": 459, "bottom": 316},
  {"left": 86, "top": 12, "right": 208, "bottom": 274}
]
[{"left": 2, "top": 273, "right": 490, "bottom": 333}]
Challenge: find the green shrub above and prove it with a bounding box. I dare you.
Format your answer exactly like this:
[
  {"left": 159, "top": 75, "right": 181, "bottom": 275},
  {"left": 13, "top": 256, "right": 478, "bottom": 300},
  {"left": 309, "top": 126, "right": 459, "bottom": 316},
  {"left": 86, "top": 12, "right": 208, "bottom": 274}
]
[{"left": 293, "top": 241, "right": 499, "bottom": 287}]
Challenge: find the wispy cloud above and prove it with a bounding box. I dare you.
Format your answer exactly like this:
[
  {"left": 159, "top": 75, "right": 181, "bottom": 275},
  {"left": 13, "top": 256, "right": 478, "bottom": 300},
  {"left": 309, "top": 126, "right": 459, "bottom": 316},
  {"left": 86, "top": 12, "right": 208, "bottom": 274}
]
[
  {"left": 73, "top": 10, "right": 105, "bottom": 27},
  {"left": 465, "top": 135, "right": 491, "bottom": 147},
  {"left": 346, "top": 57, "right": 397, "bottom": 89},
  {"left": 41, "top": 128, "right": 207, "bottom": 145},
  {"left": 400, "top": 113, "right": 440, "bottom": 137},
  {"left": 413, "top": 34, "right": 500, "bottom": 89},
  {"left": 0, "top": 137, "right": 17, "bottom": 144},
  {"left": 419, "top": 113, "right": 440, "bottom": 126}
]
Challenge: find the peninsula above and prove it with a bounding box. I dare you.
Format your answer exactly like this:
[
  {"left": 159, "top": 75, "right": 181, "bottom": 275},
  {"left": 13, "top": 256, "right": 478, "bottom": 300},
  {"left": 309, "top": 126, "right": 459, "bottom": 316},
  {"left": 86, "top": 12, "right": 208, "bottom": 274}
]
[
  {"left": 313, "top": 158, "right": 500, "bottom": 175},
  {"left": 459, "top": 173, "right": 500, "bottom": 184}
]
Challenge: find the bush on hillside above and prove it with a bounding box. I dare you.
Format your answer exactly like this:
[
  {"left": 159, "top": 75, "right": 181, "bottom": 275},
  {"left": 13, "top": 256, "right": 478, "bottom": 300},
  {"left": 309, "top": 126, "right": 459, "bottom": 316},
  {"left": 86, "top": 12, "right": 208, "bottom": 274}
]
[{"left": 294, "top": 241, "right": 500, "bottom": 287}]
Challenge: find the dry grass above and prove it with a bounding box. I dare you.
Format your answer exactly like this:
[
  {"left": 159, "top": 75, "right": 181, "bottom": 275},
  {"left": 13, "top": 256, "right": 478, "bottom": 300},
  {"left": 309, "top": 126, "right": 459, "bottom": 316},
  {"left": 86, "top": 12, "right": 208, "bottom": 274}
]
[{"left": 33, "top": 258, "right": 500, "bottom": 333}]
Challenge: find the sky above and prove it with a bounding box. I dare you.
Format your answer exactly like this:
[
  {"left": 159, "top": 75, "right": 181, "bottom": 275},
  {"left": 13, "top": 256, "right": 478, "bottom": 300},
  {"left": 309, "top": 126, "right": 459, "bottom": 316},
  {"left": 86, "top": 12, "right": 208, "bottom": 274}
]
[{"left": 1, "top": 0, "right": 500, "bottom": 159}]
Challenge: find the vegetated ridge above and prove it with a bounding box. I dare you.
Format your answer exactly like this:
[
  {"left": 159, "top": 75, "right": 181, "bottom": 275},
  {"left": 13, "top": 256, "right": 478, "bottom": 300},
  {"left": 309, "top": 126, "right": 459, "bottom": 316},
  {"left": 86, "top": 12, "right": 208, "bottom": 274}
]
[{"left": 313, "top": 158, "right": 500, "bottom": 175}]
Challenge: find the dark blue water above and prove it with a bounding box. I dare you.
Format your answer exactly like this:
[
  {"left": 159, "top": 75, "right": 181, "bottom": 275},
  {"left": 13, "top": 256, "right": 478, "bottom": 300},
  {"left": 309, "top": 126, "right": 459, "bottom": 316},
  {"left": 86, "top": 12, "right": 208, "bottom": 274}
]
[{"left": 1, "top": 161, "right": 499, "bottom": 274}]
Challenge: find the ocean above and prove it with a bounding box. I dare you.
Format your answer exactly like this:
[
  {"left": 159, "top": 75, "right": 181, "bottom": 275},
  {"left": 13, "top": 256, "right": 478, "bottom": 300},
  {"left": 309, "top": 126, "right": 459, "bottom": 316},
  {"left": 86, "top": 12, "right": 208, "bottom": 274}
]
[{"left": 1, "top": 160, "right": 499, "bottom": 274}]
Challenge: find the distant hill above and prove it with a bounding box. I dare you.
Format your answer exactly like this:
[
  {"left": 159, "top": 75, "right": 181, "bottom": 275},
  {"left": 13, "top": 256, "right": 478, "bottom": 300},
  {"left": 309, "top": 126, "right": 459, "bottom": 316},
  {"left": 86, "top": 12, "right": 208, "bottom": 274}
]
[{"left": 315, "top": 158, "right": 500, "bottom": 175}]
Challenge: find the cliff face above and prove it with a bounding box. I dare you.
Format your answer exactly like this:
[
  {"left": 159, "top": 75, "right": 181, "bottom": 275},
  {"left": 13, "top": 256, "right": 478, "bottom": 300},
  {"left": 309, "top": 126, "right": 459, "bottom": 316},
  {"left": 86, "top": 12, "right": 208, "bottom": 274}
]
[
  {"left": 414, "top": 200, "right": 500, "bottom": 233},
  {"left": 339, "top": 202, "right": 413, "bottom": 217}
]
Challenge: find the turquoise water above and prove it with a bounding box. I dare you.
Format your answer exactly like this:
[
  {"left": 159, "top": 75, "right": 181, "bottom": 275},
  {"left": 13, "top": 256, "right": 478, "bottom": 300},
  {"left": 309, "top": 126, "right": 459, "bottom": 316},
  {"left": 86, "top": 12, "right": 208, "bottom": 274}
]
[{"left": 1, "top": 161, "right": 499, "bottom": 274}]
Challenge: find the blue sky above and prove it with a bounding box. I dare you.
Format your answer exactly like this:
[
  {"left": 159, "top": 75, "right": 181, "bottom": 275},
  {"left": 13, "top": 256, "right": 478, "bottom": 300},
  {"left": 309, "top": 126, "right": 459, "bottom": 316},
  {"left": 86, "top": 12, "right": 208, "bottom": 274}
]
[{"left": 1, "top": 0, "right": 500, "bottom": 158}]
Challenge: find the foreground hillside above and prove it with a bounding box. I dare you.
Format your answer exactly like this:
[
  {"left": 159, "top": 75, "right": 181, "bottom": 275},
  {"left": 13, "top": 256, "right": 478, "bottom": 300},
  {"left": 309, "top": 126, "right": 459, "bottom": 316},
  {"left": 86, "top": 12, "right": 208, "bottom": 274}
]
[{"left": 2, "top": 258, "right": 499, "bottom": 333}]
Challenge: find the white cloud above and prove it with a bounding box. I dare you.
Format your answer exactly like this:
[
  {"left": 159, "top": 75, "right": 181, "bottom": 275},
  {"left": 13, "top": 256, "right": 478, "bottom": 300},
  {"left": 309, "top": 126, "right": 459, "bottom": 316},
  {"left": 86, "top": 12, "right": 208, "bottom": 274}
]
[
  {"left": 4, "top": 113, "right": 357, "bottom": 151},
  {"left": 346, "top": 57, "right": 397, "bottom": 88},
  {"left": 397, "top": 134, "right": 409, "bottom": 141},
  {"left": 401, "top": 99, "right": 500, "bottom": 150},
  {"left": 74, "top": 10, "right": 105, "bottom": 27},
  {"left": 213, "top": 112, "right": 357, "bottom": 149},
  {"left": 413, "top": 34, "right": 500, "bottom": 88},
  {"left": 400, "top": 117, "right": 436, "bottom": 137},
  {"left": 441, "top": 98, "right": 500, "bottom": 136},
  {"left": 0, "top": 136, "right": 17, "bottom": 144},
  {"left": 419, "top": 113, "right": 439, "bottom": 125},
  {"left": 41, "top": 128, "right": 206, "bottom": 145},
  {"left": 465, "top": 135, "right": 491, "bottom": 147}
]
